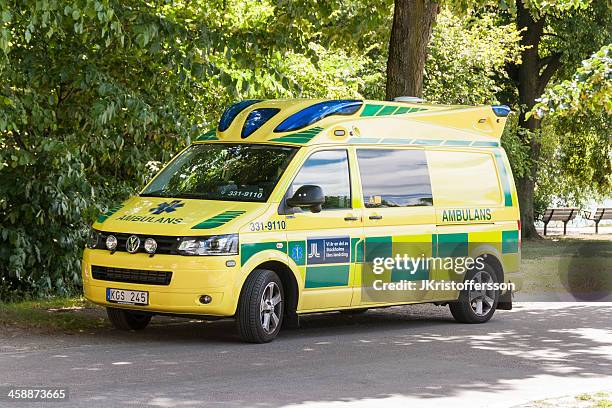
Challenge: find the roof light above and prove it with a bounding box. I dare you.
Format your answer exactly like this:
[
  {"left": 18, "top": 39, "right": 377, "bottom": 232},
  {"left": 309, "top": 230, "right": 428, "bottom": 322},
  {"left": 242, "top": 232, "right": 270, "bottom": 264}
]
[
  {"left": 241, "top": 108, "right": 280, "bottom": 138},
  {"left": 218, "top": 100, "right": 261, "bottom": 132},
  {"left": 492, "top": 105, "right": 511, "bottom": 117},
  {"left": 274, "top": 100, "right": 363, "bottom": 133}
]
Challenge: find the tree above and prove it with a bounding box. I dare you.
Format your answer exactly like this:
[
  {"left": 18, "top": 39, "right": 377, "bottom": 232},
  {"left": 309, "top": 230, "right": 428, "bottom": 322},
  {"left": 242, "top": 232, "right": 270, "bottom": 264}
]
[
  {"left": 0, "top": 0, "right": 354, "bottom": 298},
  {"left": 534, "top": 45, "right": 612, "bottom": 118},
  {"left": 383, "top": 0, "right": 609, "bottom": 238},
  {"left": 386, "top": 0, "right": 439, "bottom": 98},
  {"left": 504, "top": 0, "right": 610, "bottom": 238},
  {"left": 384, "top": 0, "right": 495, "bottom": 99},
  {"left": 0, "top": 0, "right": 388, "bottom": 298},
  {"left": 530, "top": 45, "right": 612, "bottom": 214}
]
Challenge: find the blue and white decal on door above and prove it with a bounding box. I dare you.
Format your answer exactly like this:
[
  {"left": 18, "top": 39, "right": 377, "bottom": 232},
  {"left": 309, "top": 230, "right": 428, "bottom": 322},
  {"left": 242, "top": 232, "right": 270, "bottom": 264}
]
[{"left": 306, "top": 237, "right": 351, "bottom": 265}]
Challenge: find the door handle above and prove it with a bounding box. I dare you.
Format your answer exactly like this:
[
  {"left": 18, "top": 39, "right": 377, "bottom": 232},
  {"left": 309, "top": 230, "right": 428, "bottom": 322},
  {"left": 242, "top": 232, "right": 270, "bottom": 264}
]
[
  {"left": 344, "top": 216, "right": 359, "bottom": 221},
  {"left": 369, "top": 215, "right": 383, "bottom": 220}
]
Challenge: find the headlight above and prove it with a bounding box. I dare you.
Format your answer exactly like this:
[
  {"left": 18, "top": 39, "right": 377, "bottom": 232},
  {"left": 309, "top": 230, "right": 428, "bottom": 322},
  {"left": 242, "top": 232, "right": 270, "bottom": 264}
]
[
  {"left": 87, "top": 229, "right": 100, "bottom": 249},
  {"left": 178, "top": 234, "right": 238, "bottom": 256}
]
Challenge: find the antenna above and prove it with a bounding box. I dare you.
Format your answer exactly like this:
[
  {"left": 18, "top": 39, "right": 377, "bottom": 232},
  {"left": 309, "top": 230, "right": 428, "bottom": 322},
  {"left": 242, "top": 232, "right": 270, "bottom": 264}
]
[{"left": 393, "top": 96, "right": 425, "bottom": 104}]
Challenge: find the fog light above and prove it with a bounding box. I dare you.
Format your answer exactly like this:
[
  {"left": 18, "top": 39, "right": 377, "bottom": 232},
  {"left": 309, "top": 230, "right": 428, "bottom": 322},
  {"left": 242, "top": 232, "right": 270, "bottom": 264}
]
[
  {"left": 144, "top": 238, "right": 157, "bottom": 254},
  {"left": 106, "top": 235, "right": 117, "bottom": 251},
  {"left": 199, "top": 295, "right": 212, "bottom": 304}
]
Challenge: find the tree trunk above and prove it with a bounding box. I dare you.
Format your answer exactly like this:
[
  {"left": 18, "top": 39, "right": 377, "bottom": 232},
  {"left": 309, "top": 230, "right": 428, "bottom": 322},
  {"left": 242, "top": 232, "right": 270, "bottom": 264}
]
[
  {"left": 513, "top": 0, "right": 561, "bottom": 240},
  {"left": 385, "top": 0, "right": 439, "bottom": 99}
]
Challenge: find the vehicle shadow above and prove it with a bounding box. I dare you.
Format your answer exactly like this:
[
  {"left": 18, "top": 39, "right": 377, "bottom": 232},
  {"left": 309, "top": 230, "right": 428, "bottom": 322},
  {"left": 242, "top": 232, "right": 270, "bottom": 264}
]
[
  {"left": 94, "top": 303, "right": 612, "bottom": 407},
  {"left": 10, "top": 303, "right": 610, "bottom": 407},
  {"left": 105, "top": 303, "right": 456, "bottom": 344}
]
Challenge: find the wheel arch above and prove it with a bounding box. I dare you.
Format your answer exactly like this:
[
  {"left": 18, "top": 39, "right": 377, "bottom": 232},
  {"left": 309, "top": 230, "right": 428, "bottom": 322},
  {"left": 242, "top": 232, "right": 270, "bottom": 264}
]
[
  {"left": 469, "top": 244, "right": 505, "bottom": 284},
  {"left": 256, "top": 260, "right": 300, "bottom": 317},
  {"left": 237, "top": 250, "right": 302, "bottom": 317},
  {"left": 480, "top": 253, "right": 504, "bottom": 285}
]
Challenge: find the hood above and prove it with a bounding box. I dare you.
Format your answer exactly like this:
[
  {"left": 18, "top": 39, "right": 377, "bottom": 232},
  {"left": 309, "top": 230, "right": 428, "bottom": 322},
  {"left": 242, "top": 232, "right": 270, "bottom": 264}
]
[{"left": 93, "top": 196, "right": 266, "bottom": 235}]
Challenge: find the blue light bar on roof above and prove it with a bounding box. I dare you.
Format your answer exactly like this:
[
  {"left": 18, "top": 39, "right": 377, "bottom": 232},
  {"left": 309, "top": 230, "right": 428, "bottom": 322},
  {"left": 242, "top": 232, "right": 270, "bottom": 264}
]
[
  {"left": 492, "top": 105, "right": 511, "bottom": 117},
  {"left": 274, "top": 100, "right": 363, "bottom": 133},
  {"left": 241, "top": 108, "right": 280, "bottom": 138},
  {"left": 218, "top": 100, "right": 261, "bottom": 132}
]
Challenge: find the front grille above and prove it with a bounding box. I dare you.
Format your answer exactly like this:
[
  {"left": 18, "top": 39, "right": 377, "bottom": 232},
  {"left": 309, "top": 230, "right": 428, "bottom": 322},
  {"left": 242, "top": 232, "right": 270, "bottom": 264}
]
[
  {"left": 92, "top": 265, "right": 172, "bottom": 285},
  {"left": 96, "top": 232, "right": 181, "bottom": 255}
]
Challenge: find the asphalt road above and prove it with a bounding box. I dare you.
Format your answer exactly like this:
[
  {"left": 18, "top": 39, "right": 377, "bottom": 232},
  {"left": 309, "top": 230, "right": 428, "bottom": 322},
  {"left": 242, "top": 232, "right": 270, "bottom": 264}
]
[{"left": 1, "top": 302, "right": 611, "bottom": 408}]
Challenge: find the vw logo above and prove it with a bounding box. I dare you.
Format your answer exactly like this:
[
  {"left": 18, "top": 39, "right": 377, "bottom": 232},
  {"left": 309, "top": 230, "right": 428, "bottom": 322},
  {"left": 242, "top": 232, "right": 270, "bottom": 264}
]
[{"left": 125, "top": 235, "right": 141, "bottom": 253}]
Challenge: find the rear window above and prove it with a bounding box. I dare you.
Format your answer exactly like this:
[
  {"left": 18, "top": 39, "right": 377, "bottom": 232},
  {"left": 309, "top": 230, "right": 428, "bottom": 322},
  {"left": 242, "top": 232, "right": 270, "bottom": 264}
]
[{"left": 427, "top": 150, "right": 502, "bottom": 206}]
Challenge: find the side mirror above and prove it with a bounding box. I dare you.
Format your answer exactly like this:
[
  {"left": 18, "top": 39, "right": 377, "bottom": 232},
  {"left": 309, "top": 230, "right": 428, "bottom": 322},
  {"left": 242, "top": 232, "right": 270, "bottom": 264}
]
[{"left": 286, "top": 185, "right": 325, "bottom": 213}]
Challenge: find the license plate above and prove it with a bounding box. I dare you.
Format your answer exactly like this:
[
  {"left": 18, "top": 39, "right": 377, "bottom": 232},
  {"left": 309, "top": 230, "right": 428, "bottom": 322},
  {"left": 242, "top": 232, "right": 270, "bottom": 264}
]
[{"left": 106, "top": 288, "right": 149, "bottom": 306}]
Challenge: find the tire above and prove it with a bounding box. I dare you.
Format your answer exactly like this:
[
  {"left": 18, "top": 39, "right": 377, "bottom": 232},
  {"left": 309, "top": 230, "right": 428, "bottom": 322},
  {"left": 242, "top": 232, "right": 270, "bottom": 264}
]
[
  {"left": 449, "top": 264, "right": 500, "bottom": 324},
  {"left": 237, "top": 269, "right": 284, "bottom": 343},
  {"left": 106, "top": 307, "right": 151, "bottom": 331},
  {"left": 339, "top": 308, "right": 368, "bottom": 315}
]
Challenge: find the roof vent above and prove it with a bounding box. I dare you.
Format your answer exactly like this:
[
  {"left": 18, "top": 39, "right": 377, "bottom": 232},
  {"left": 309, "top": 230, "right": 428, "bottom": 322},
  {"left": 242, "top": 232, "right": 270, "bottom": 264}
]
[{"left": 393, "top": 96, "right": 425, "bottom": 104}]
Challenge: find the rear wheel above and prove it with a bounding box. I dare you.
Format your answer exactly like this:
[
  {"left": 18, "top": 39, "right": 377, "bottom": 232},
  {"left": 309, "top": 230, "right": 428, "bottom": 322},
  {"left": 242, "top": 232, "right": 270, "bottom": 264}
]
[
  {"left": 237, "top": 269, "right": 284, "bottom": 343},
  {"left": 106, "top": 307, "right": 151, "bottom": 331},
  {"left": 449, "top": 264, "right": 499, "bottom": 324}
]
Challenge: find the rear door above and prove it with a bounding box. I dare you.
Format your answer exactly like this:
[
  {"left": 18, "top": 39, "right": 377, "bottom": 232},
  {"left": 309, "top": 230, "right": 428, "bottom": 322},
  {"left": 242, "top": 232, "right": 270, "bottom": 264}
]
[
  {"left": 354, "top": 147, "right": 436, "bottom": 306},
  {"left": 427, "top": 149, "right": 516, "bottom": 301}
]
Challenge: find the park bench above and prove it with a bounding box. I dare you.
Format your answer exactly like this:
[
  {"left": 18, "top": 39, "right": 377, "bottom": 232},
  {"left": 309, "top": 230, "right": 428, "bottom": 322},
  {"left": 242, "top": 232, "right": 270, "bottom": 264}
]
[
  {"left": 584, "top": 208, "right": 612, "bottom": 234},
  {"left": 541, "top": 208, "right": 579, "bottom": 236}
]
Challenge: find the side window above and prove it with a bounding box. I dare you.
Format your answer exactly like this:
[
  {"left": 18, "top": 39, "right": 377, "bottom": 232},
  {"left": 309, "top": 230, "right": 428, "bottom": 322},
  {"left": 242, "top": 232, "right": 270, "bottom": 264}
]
[
  {"left": 357, "top": 149, "right": 433, "bottom": 208},
  {"left": 290, "top": 150, "right": 351, "bottom": 209}
]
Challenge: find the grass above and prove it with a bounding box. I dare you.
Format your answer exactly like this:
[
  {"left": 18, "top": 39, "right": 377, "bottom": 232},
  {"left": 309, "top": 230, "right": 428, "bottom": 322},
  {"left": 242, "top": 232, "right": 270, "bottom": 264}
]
[
  {"left": 520, "top": 391, "right": 612, "bottom": 407},
  {"left": 0, "top": 237, "right": 610, "bottom": 334},
  {"left": 520, "top": 237, "right": 612, "bottom": 299},
  {"left": 0, "top": 297, "right": 108, "bottom": 333},
  {"left": 577, "top": 392, "right": 612, "bottom": 408}
]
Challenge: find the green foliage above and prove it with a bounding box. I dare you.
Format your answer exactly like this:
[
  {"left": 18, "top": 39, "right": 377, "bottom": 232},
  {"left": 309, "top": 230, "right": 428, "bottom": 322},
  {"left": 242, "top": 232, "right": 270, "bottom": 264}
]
[
  {"left": 0, "top": 1, "right": 215, "bottom": 298},
  {"left": 424, "top": 10, "right": 524, "bottom": 104},
  {"left": 531, "top": 41, "right": 611, "bottom": 213},
  {"left": 0, "top": 0, "right": 389, "bottom": 298},
  {"left": 534, "top": 113, "right": 611, "bottom": 213},
  {"left": 501, "top": 115, "right": 534, "bottom": 181},
  {"left": 0, "top": 0, "right": 286, "bottom": 298},
  {"left": 352, "top": 9, "right": 526, "bottom": 102},
  {"left": 279, "top": 43, "right": 368, "bottom": 99},
  {"left": 534, "top": 45, "right": 612, "bottom": 118}
]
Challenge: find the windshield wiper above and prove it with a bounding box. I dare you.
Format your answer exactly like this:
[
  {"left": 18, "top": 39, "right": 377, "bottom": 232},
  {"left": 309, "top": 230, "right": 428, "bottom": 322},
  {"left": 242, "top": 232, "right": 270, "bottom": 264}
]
[
  {"left": 140, "top": 191, "right": 172, "bottom": 198},
  {"left": 171, "top": 193, "right": 213, "bottom": 199}
]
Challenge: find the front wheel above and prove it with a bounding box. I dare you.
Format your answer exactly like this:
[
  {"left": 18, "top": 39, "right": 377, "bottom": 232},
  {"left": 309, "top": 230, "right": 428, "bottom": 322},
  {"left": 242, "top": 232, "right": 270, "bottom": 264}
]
[
  {"left": 106, "top": 307, "right": 151, "bottom": 330},
  {"left": 449, "top": 265, "right": 499, "bottom": 324},
  {"left": 237, "top": 269, "right": 284, "bottom": 343}
]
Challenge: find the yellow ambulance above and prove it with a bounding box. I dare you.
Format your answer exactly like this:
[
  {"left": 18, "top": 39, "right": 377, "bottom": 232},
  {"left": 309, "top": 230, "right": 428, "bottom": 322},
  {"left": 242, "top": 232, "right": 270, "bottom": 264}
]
[{"left": 82, "top": 98, "right": 522, "bottom": 343}]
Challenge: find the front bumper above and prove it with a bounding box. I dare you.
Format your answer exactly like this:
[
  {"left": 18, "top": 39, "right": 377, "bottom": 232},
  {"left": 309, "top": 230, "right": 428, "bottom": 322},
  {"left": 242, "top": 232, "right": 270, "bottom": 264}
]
[{"left": 82, "top": 248, "right": 241, "bottom": 316}]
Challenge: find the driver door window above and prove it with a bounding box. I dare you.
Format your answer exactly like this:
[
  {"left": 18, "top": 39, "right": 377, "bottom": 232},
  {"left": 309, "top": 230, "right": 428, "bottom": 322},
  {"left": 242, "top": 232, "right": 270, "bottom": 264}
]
[{"left": 290, "top": 150, "right": 351, "bottom": 209}]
